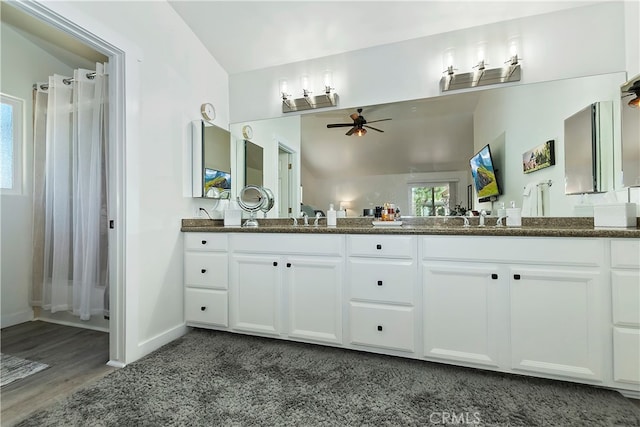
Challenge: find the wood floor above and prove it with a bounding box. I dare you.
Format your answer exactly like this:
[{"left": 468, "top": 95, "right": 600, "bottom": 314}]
[{"left": 1, "top": 321, "right": 114, "bottom": 426}]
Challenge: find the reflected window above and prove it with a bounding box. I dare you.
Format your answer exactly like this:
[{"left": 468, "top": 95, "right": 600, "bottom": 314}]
[
  {"left": 410, "top": 183, "right": 450, "bottom": 216},
  {"left": 0, "top": 93, "right": 23, "bottom": 193}
]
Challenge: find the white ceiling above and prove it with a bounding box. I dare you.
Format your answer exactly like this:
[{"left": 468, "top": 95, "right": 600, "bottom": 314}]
[{"left": 168, "top": 1, "right": 596, "bottom": 75}]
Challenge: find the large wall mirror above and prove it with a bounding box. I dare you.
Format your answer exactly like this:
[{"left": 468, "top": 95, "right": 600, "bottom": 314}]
[
  {"left": 192, "top": 121, "right": 232, "bottom": 198},
  {"left": 245, "top": 140, "right": 264, "bottom": 187},
  {"left": 298, "top": 72, "right": 628, "bottom": 217},
  {"left": 621, "top": 74, "right": 640, "bottom": 187},
  {"left": 230, "top": 72, "right": 632, "bottom": 218},
  {"left": 234, "top": 139, "right": 264, "bottom": 191}
]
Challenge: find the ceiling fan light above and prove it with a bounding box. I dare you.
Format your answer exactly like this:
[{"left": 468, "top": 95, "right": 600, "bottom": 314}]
[
  {"left": 355, "top": 128, "right": 367, "bottom": 136},
  {"left": 628, "top": 94, "right": 640, "bottom": 108}
]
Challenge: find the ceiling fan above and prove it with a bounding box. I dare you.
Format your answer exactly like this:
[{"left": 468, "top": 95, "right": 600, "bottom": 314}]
[{"left": 326, "top": 108, "right": 392, "bottom": 136}]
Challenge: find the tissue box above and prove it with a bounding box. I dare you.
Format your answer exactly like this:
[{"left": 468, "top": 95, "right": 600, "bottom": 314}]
[
  {"left": 223, "top": 209, "right": 242, "bottom": 227},
  {"left": 506, "top": 208, "right": 522, "bottom": 227},
  {"left": 593, "top": 203, "right": 637, "bottom": 228}
]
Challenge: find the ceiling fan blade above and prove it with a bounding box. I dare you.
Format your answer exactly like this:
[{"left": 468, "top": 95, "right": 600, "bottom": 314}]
[
  {"left": 327, "top": 123, "right": 356, "bottom": 128},
  {"left": 364, "top": 125, "right": 384, "bottom": 132},
  {"left": 366, "top": 118, "right": 392, "bottom": 124},
  {"left": 345, "top": 127, "right": 356, "bottom": 136},
  {"left": 350, "top": 112, "right": 360, "bottom": 121}
]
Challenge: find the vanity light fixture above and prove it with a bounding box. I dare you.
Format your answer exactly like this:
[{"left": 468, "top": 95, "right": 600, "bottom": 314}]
[
  {"left": 281, "top": 71, "right": 339, "bottom": 113},
  {"left": 623, "top": 80, "right": 640, "bottom": 108},
  {"left": 441, "top": 38, "right": 521, "bottom": 92}
]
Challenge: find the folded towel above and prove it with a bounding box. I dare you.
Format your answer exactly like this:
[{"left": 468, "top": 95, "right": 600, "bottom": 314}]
[{"left": 522, "top": 183, "right": 538, "bottom": 216}]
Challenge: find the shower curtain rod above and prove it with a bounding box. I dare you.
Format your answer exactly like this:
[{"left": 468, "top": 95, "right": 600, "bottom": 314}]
[{"left": 33, "top": 71, "right": 98, "bottom": 91}]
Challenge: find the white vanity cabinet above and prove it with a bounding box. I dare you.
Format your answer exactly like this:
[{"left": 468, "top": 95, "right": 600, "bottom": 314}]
[
  {"left": 347, "top": 235, "right": 418, "bottom": 353},
  {"left": 229, "top": 233, "right": 344, "bottom": 344},
  {"left": 183, "top": 229, "right": 639, "bottom": 397},
  {"left": 422, "top": 236, "right": 606, "bottom": 382},
  {"left": 184, "top": 233, "right": 229, "bottom": 327},
  {"left": 610, "top": 239, "right": 640, "bottom": 386}
]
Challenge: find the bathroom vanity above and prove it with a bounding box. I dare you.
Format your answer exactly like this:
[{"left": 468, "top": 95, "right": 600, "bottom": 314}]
[{"left": 181, "top": 219, "right": 640, "bottom": 398}]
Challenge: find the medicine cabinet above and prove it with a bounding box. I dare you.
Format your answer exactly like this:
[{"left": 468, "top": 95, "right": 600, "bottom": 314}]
[
  {"left": 563, "top": 101, "right": 613, "bottom": 194},
  {"left": 192, "top": 120, "right": 232, "bottom": 198}
]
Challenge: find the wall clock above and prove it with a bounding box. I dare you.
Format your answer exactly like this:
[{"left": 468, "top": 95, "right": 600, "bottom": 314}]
[
  {"left": 200, "top": 103, "right": 216, "bottom": 122},
  {"left": 242, "top": 125, "right": 254, "bottom": 140}
]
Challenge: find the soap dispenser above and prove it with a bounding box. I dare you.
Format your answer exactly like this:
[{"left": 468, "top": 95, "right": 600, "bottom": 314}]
[{"left": 327, "top": 204, "right": 337, "bottom": 227}]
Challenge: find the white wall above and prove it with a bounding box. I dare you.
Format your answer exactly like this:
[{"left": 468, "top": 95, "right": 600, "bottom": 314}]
[
  {"left": 229, "top": 2, "right": 627, "bottom": 123},
  {"left": 40, "top": 0, "right": 229, "bottom": 362},
  {"left": 0, "top": 24, "right": 78, "bottom": 328}
]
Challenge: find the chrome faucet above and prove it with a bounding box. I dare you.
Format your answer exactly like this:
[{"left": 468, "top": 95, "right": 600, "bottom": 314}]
[
  {"left": 300, "top": 211, "right": 309, "bottom": 226},
  {"left": 478, "top": 210, "right": 487, "bottom": 227},
  {"left": 457, "top": 215, "right": 470, "bottom": 227},
  {"left": 292, "top": 215, "right": 298, "bottom": 226},
  {"left": 313, "top": 212, "right": 322, "bottom": 226},
  {"left": 496, "top": 216, "right": 506, "bottom": 227}
]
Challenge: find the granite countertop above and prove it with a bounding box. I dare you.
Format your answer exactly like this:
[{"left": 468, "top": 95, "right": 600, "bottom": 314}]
[{"left": 181, "top": 217, "right": 640, "bottom": 238}]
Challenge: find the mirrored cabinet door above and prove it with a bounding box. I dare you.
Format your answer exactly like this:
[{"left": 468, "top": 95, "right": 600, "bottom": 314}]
[{"left": 192, "top": 121, "right": 232, "bottom": 198}]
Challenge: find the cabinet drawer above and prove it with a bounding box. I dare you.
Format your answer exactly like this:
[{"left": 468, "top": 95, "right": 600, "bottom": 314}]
[
  {"left": 185, "top": 252, "right": 228, "bottom": 289},
  {"left": 348, "top": 235, "right": 415, "bottom": 259},
  {"left": 611, "top": 239, "right": 640, "bottom": 268},
  {"left": 612, "top": 270, "right": 640, "bottom": 327},
  {"left": 185, "top": 288, "right": 228, "bottom": 327},
  {"left": 185, "top": 233, "right": 228, "bottom": 251},
  {"left": 349, "top": 302, "right": 414, "bottom": 352},
  {"left": 348, "top": 259, "right": 415, "bottom": 304},
  {"left": 613, "top": 327, "right": 640, "bottom": 384},
  {"left": 231, "top": 234, "right": 343, "bottom": 256},
  {"left": 422, "top": 236, "right": 603, "bottom": 267}
]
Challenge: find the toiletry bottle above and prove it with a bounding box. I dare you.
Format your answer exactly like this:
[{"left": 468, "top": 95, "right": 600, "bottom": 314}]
[{"left": 327, "top": 204, "right": 337, "bottom": 227}]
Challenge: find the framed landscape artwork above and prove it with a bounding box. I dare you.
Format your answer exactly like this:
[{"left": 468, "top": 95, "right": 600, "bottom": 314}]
[{"left": 522, "top": 140, "right": 555, "bottom": 174}]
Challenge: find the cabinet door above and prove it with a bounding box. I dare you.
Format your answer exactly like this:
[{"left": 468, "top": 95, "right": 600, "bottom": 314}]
[
  {"left": 509, "top": 267, "right": 603, "bottom": 381},
  {"left": 230, "top": 254, "right": 281, "bottom": 335},
  {"left": 423, "top": 262, "right": 502, "bottom": 367},
  {"left": 613, "top": 327, "right": 640, "bottom": 384},
  {"left": 286, "top": 256, "right": 343, "bottom": 344}
]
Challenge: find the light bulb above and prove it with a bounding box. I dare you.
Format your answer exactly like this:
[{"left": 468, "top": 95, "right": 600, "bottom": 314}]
[
  {"left": 507, "top": 36, "right": 521, "bottom": 65},
  {"left": 355, "top": 128, "right": 367, "bottom": 136},
  {"left": 443, "top": 48, "right": 456, "bottom": 75},
  {"left": 476, "top": 42, "right": 488, "bottom": 70},
  {"left": 301, "top": 74, "right": 311, "bottom": 96},
  {"left": 279, "top": 79, "right": 289, "bottom": 99},
  {"left": 323, "top": 70, "right": 333, "bottom": 93}
]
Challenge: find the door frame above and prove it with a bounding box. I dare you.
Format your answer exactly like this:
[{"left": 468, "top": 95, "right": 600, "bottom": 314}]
[
  {"left": 278, "top": 141, "right": 298, "bottom": 218},
  {"left": 13, "top": 0, "right": 128, "bottom": 366}
]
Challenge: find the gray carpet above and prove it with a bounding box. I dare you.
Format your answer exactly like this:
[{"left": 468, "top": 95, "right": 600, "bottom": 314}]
[
  {"left": 1, "top": 353, "right": 49, "bottom": 387},
  {"left": 17, "top": 329, "right": 640, "bottom": 426}
]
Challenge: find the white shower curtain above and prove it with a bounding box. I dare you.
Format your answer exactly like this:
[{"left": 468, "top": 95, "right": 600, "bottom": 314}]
[{"left": 32, "top": 64, "right": 109, "bottom": 321}]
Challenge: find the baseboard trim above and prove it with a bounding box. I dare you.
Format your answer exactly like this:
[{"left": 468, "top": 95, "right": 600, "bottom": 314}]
[
  {"left": 137, "top": 323, "right": 188, "bottom": 360},
  {"left": 107, "top": 360, "right": 126, "bottom": 369},
  {"left": 1, "top": 309, "right": 34, "bottom": 328}
]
